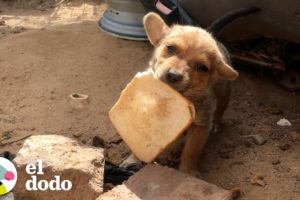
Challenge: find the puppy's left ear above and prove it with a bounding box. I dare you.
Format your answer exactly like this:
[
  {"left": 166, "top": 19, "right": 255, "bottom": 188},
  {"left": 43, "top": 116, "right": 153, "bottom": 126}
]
[
  {"left": 143, "top": 12, "right": 170, "bottom": 46},
  {"left": 218, "top": 63, "right": 239, "bottom": 80}
]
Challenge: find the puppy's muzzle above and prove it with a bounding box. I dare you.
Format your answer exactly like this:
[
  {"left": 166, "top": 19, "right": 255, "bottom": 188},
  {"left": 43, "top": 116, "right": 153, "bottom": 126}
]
[{"left": 165, "top": 69, "right": 183, "bottom": 83}]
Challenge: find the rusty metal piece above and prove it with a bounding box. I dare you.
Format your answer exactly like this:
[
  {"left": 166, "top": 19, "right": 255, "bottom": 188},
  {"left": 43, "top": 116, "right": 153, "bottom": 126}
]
[
  {"left": 230, "top": 45, "right": 285, "bottom": 71},
  {"left": 231, "top": 54, "right": 285, "bottom": 71}
]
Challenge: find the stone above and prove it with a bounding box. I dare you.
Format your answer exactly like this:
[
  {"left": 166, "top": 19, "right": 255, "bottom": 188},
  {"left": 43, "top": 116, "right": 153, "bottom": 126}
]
[
  {"left": 277, "top": 118, "right": 292, "bottom": 126},
  {"left": 250, "top": 174, "right": 266, "bottom": 187},
  {"left": 97, "top": 164, "right": 238, "bottom": 200},
  {"left": 251, "top": 134, "right": 267, "bottom": 146},
  {"left": 242, "top": 134, "right": 267, "bottom": 146},
  {"left": 13, "top": 135, "right": 104, "bottom": 200}
]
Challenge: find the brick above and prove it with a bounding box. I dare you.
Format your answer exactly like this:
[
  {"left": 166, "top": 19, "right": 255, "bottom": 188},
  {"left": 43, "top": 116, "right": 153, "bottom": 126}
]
[{"left": 98, "top": 164, "right": 236, "bottom": 200}]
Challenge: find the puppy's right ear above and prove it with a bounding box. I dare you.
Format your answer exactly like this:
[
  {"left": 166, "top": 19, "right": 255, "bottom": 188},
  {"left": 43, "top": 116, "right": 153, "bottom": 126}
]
[{"left": 143, "top": 12, "right": 170, "bottom": 46}]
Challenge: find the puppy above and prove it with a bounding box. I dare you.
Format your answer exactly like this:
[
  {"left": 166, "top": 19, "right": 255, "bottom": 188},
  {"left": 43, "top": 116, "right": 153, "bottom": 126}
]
[{"left": 122, "top": 12, "right": 239, "bottom": 177}]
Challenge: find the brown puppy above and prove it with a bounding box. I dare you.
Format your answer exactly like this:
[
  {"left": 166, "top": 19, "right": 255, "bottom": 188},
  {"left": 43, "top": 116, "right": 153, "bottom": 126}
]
[{"left": 122, "top": 12, "right": 239, "bottom": 177}]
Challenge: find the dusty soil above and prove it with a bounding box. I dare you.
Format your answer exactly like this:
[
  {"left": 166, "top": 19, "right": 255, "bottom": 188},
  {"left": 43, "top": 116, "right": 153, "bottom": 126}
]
[{"left": 0, "top": 1, "right": 299, "bottom": 200}]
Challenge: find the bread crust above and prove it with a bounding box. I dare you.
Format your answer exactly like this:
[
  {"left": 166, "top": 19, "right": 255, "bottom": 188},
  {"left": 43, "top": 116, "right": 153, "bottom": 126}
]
[{"left": 109, "top": 72, "right": 195, "bottom": 162}]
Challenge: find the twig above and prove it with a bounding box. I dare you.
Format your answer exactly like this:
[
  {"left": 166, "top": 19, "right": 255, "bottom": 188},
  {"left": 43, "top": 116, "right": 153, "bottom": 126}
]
[{"left": 0, "top": 134, "right": 32, "bottom": 146}]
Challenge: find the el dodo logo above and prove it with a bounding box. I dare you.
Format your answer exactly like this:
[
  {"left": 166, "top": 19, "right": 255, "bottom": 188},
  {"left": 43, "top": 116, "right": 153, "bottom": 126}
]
[
  {"left": 0, "top": 157, "right": 17, "bottom": 195},
  {"left": 26, "top": 160, "right": 72, "bottom": 191}
]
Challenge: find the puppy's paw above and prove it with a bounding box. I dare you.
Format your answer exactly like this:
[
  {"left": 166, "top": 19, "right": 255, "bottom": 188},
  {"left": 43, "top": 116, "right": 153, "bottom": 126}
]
[{"left": 120, "top": 153, "right": 141, "bottom": 168}]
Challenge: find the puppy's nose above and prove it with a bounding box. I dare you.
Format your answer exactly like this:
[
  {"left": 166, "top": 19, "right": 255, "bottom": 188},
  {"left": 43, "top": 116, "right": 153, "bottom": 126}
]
[{"left": 166, "top": 69, "right": 183, "bottom": 83}]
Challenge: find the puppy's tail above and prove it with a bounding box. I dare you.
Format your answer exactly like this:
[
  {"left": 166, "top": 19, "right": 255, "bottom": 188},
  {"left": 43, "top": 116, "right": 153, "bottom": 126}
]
[{"left": 207, "top": 7, "right": 261, "bottom": 36}]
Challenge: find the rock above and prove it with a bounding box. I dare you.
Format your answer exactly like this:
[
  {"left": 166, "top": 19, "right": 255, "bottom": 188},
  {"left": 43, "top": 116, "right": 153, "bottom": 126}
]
[
  {"left": 277, "top": 118, "right": 292, "bottom": 126},
  {"left": 250, "top": 174, "right": 266, "bottom": 187},
  {"left": 72, "top": 131, "right": 83, "bottom": 137},
  {"left": 243, "top": 134, "right": 267, "bottom": 146},
  {"left": 251, "top": 134, "right": 267, "bottom": 145},
  {"left": 278, "top": 143, "right": 290, "bottom": 151},
  {"left": 97, "top": 164, "right": 238, "bottom": 200},
  {"left": 13, "top": 135, "right": 104, "bottom": 200}
]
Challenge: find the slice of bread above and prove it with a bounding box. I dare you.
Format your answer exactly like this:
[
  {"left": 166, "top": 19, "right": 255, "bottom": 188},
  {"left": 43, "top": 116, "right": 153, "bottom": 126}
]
[{"left": 109, "top": 71, "right": 195, "bottom": 163}]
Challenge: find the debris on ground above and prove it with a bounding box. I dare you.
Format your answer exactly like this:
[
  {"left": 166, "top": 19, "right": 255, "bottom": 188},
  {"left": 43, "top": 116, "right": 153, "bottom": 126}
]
[
  {"left": 250, "top": 174, "right": 267, "bottom": 187},
  {"left": 1, "top": 134, "right": 32, "bottom": 146},
  {"left": 228, "top": 39, "right": 286, "bottom": 71},
  {"left": 69, "top": 93, "right": 90, "bottom": 109},
  {"left": 242, "top": 134, "right": 267, "bottom": 146},
  {"left": 262, "top": 106, "right": 283, "bottom": 115},
  {"left": 277, "top": 118, "right": 292, "bottom": 126},
  {"left": 13, "top": 135, "right": 104, "bottom": 200},
  {"left": 0, "top": 131, "right": 12, "bottom": 142}
]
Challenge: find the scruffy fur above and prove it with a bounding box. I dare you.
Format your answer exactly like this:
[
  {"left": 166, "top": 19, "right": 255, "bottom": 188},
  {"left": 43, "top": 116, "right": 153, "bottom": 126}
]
[{"left": 122, "top": 13, "right": 239, "bottom": 177}]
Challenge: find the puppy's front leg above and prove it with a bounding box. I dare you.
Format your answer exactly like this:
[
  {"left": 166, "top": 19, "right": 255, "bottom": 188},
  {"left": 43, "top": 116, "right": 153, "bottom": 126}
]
[{"left": 179, "top": 124, "right": 210, "bottom": 177}]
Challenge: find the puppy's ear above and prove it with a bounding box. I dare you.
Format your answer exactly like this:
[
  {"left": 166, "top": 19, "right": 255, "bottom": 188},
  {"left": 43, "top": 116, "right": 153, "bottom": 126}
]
[
  {"left": 218, "top": 63, "right": 239, "bottom": 80},
  {"left": 143, "top": 12, "right": 169, "bottom": 46}
]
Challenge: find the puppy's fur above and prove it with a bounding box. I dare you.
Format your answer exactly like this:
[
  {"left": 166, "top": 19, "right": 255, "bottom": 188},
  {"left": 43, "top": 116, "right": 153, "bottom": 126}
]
[{"left": 123, "top": 13, "right": 238, "bottom": 176}]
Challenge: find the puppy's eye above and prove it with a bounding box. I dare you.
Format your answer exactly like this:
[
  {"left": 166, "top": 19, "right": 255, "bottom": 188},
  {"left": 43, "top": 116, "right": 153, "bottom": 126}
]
[
  {"left": 166, "top": 45, "right": 177, "bottom": 55},
  {"left": 195, "top": 63, "right": 208, "bottom": 72}
]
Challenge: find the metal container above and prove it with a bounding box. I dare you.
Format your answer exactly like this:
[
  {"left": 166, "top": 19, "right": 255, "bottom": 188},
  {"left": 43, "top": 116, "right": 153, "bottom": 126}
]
[{"left": 98, "top": 0, "right": 148, "bottom": 41}]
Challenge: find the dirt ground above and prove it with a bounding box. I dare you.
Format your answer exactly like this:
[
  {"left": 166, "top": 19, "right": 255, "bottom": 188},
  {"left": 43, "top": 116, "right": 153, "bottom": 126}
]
[{"left": 0, "top": 1, "right": 299, "bottom": 200}]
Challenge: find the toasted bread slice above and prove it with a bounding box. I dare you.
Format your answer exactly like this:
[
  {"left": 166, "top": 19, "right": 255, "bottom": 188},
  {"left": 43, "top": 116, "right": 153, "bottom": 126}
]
[{"left": 109, "top": 71, "right": 195, "bottom": 162}]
